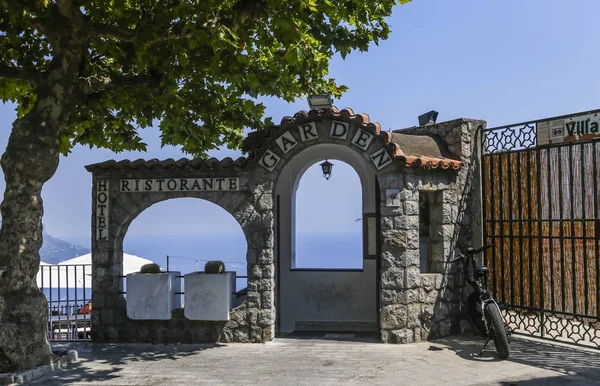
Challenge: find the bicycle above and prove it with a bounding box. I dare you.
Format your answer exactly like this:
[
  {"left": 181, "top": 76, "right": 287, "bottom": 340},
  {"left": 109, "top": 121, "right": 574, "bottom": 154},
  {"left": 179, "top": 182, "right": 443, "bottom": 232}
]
[{"left": 450, "top": 244, "right": 512, "bottom": 359}]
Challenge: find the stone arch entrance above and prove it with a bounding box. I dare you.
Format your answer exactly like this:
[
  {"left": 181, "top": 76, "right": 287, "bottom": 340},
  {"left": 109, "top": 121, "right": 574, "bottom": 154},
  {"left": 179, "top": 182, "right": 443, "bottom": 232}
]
[
  {"left": 87, "top": 107, "right": 484, "bottom": 344},
  {"left": 275, "top": 143, "right": 379, "bottom": 334},
  {"left": 85, "top": 159, "right": 276, "bottom": 342}
]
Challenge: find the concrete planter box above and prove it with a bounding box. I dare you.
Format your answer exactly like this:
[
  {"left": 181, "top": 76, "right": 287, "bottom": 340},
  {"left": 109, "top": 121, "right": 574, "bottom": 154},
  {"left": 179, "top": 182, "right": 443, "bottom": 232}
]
[
  {"left": 126, "top": 271, "right": 181, "bottom": 320},
  {"left": 184, "top": 271, "right": 236, "bottom": 321}
]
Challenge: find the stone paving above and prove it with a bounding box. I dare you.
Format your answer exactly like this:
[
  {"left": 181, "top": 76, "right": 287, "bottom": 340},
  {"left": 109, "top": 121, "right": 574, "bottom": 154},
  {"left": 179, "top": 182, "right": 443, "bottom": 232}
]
[{"left": 28, "top": 335, "right": 600, "bottom": 385}]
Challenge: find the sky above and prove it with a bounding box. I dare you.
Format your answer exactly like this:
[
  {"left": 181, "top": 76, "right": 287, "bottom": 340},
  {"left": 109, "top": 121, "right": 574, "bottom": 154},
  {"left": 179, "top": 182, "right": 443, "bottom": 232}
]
[{"left": 1, "top": 0, "right": 600, "bottom": 245}]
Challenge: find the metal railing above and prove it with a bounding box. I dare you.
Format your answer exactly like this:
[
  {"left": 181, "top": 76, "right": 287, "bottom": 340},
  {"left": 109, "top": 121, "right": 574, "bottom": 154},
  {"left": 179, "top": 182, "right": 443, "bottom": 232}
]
[
  {"left": 482, "top": 109, "right": 600, "bottom": 349},
  {"left": 38, "top": 264, "right": 92, "bottom": 341}
]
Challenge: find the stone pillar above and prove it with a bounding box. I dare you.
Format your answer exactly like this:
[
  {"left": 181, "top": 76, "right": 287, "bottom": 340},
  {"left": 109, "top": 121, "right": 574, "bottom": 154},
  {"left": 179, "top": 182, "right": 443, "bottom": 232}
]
[{"left": 379, "top": 118, "right": 485, "bottom": 343}]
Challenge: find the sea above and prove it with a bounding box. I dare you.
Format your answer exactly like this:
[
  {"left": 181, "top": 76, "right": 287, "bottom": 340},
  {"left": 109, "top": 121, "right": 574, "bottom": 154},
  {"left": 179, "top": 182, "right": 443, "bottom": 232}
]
[{"left": 52, "top": 232, "right": 362, "bottom": 306}]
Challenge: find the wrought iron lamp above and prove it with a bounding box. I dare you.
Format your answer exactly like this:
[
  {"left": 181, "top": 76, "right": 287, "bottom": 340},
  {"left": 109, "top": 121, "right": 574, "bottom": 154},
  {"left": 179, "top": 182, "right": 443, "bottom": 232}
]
[
  {"left": 418, "top": 110, "right": 439, "bottom": 126},
  {"left": 320, "top": 159, "right": 333, "bottom": 180},
  {"left": 307, "top": 94, "right": 333, "bottom": 110}
]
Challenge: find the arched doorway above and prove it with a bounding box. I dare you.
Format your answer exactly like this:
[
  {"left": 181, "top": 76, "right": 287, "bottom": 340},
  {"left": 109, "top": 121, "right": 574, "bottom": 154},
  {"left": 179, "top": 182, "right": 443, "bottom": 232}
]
[
  {"left": 275, "top": 143, "right": 379, "bottom": 335},
  {"left": 294, "top": 161, "right": 363, "bottom": 270},
  {"left": 123, "top": 198, "right": 248, "bottom": 298}
]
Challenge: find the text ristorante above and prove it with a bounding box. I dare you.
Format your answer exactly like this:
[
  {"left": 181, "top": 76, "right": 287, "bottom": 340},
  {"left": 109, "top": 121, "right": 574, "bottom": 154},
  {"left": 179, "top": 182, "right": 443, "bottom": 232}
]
[{"left": 120, "top": 178, "right": 240, "bottom": 192}]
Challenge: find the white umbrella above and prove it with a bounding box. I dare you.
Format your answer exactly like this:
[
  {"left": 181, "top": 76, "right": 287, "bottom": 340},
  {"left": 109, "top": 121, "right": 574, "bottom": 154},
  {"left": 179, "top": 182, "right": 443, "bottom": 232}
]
[
  {"left": 36, "top": 264, "right": 93, "bottom": 289},
  {"left": 58, "top": 252, "right": 154, "bottom": 275}
]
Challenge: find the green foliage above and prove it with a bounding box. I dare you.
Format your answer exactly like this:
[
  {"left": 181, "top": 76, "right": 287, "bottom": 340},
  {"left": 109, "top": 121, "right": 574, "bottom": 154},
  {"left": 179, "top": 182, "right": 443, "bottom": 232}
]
[
  {"left": 140, "top": 263, "right": 161, "bottom": 274},
  {"left": 204, "top": 260, "right": 225, "bottom": 274},
  {"left": 0, "top": 0, "right": 412, "bottom": 157}
]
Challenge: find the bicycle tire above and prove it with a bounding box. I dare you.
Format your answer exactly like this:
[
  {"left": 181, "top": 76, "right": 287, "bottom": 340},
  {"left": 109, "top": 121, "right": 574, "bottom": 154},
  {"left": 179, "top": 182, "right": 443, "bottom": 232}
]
[
  {"left": 468, "top": 292, "right": 486, "bottom": 335},
  {"left": 485, "top": 303, "right": 510, "bottom": 359}
]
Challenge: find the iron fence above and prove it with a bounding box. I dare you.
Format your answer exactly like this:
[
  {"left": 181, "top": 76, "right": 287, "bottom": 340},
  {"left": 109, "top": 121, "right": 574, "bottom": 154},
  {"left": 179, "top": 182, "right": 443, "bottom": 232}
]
[
  {"left": 38, "top": 264, "right": 92, "bottom": 341},
  {"left": 482, "top": 109, "right": 600, "bottom": 349}
]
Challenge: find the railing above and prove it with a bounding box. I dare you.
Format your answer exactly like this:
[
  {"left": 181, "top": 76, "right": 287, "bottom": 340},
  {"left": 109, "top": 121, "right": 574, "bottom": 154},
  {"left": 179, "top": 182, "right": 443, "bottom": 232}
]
[
  {"left": 482, "top": 109, "right": 600, "bottom": 349},
  {"left": 119, "top": 255, "right": 249, "bottom": 300},
  {"left": 38, "top": 264, "right": 92, "bottom": 341}
]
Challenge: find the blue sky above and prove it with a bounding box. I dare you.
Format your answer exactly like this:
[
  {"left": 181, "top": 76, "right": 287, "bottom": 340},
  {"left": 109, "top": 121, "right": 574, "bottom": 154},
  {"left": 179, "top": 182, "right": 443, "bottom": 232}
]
[{"left": 1, "top": 0, "right": 600, "bottom": 244}]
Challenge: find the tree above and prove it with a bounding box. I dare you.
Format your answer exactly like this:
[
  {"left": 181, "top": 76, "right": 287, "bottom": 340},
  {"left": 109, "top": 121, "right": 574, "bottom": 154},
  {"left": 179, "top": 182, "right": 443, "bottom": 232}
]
[{"left": 0, "top": 0, "right": 411, "bottom": 372}]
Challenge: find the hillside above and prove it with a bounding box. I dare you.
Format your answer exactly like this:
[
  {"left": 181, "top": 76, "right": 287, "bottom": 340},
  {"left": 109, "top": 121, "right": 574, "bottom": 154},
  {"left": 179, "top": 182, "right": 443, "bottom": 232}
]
[{"left": 39, "top": 233, "right": 90, "bottom": 264}]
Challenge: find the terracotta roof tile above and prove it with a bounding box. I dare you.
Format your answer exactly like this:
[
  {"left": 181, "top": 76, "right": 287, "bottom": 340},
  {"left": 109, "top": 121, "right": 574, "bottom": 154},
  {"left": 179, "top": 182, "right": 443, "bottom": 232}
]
[
  {"left": 243, "top": 107, "right": 461, "bottom": 170},
  {"left": 86, "top": 107, "right": 461, "bottom": 173},
  {"left": 85, "top": 157, "right": 248, "bottom": 172}
]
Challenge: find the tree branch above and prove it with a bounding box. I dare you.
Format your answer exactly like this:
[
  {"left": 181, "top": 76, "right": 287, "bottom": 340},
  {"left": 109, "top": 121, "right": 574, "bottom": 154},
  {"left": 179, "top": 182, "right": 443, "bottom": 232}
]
[
  {"left": 79, "top": 73, "right": 160, "bottom": 97},
  {"left": 89, "top": 19, "right": 204, "bottom": 46},
  {"left": 89, "top": 22, "right": 136, "bottom": 41},
  {"left": 0, "top": 63, "right": 39, "bottom": 84}
]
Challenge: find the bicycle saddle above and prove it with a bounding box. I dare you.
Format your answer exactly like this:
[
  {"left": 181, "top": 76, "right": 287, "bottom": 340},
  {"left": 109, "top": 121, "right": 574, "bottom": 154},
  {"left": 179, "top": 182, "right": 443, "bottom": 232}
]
[{"left": 475, "top": 266, "right": 489, "bottom": 275}]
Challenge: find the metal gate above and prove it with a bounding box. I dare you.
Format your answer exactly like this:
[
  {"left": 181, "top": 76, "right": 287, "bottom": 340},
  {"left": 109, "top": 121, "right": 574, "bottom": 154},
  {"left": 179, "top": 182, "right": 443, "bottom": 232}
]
[{"left": 482, "top": 109, "right": 600, "bottom": 348}]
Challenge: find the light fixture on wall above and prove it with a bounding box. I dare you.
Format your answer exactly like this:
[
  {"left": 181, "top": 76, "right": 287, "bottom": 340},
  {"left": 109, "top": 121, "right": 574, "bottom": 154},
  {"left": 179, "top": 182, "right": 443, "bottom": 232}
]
[
  {"left": 320, "top": 159, "right": 333, "bottom": 180},
  {"left": 418, "top": 110, "right": 439, "bottom": 126},
  {"left": 307, "top": 94, "right": 333, "bottom": 110}
]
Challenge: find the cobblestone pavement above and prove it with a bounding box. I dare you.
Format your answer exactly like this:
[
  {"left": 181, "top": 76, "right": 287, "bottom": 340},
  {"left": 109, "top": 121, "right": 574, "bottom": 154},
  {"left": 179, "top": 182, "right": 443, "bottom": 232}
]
[{"left": 29, "top": 335, "right": 600, "bottom": 385}]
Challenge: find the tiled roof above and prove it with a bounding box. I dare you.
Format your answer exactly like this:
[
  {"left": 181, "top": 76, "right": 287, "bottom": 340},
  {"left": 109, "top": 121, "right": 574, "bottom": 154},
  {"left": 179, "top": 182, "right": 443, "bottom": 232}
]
[
  {"left": 85, "top": 157, "right": 248, "bottom": 172},
  {"left": 86, "top": 107, "right": 461, "bottom": 172},
  {"left": 243, "top": 107, "right": 462, "bottom": 170}
]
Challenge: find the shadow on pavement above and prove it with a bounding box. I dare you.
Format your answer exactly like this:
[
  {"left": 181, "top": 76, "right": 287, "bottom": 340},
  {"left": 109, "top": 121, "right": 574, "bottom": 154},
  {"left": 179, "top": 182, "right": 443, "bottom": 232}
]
[
  {"left": 37, "top": 342, "right": 222, "bottom": 385},
  {"left": 279, "top": 331, "right": 380, "bottom": 343},
  {"left": 433, "top": 335, "right": 600, "bottom": 384}
]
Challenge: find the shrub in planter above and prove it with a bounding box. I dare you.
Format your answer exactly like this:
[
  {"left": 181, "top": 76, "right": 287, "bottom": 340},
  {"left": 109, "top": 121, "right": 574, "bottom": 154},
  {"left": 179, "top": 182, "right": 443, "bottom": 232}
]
[
  {"left": 126, "top": 263, "right": 181, "bottom": 320},
  {"left": 204, "top": 260, "right": 225, "bottom": 274},
  {"left": 184, "top": 260, "right": 235, "bottom": 321},
  {"left": 140, "top": 263, "right": 161, "bottom": 274}
]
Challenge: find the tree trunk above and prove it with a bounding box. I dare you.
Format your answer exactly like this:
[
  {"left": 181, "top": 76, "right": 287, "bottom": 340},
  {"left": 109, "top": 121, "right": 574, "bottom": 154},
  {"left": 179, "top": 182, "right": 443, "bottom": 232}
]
[{"left": 0, "top": 110, "right": 62, "bottom": 372}]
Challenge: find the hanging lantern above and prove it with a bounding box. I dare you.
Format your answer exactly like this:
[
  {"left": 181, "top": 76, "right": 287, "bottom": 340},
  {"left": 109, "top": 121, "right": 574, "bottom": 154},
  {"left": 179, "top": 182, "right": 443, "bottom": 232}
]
[{"left": 320, "top": 159, "right": 333, "bottom": 180}]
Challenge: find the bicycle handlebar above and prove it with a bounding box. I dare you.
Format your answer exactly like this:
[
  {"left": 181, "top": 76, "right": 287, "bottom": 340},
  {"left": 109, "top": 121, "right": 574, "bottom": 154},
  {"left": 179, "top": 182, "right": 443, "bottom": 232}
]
[
  {"left": 465, "top": 244, "right": 493, "bottom": 255},
  {"left": 449, "top": 244, "right": 493, "bottom": 263}
]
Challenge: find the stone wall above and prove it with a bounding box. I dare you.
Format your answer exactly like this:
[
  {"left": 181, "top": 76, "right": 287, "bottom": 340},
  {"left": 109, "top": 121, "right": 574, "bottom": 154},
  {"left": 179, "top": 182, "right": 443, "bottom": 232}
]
[
  {"left": 378, "top": 119, "right": 486, "bottom": 343},
  {"left": 88, "top": 162, "right": 276, "bottom": 344}
]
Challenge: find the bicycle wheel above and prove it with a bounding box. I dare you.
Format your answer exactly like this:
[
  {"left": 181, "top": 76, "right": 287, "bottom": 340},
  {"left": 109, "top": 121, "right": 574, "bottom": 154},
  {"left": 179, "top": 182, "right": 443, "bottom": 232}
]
[
  {"left": 485, "top": 303, "right": 510, "bottom": 359},
  {"left": 468, "top": 292, "right": 486, "bottom": 335}
]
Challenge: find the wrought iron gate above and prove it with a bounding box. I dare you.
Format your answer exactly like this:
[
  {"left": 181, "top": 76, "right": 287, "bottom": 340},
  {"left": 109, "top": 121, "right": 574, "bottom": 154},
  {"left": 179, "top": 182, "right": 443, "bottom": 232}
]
[{"left": 482, "top": 109, "right": 600, "bottom": 348}]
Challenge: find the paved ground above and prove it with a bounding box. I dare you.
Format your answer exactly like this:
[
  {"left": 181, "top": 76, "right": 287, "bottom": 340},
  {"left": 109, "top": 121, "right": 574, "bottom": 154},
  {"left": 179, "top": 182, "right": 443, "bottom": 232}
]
[{"left": 28, "top": 335, "right": 600, "bottom": 385}]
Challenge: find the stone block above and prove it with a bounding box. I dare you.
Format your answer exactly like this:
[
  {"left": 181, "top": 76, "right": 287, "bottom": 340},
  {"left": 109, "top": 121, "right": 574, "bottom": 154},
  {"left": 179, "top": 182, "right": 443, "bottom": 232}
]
[
  {"left": 126, "top": 272, "right": 181, "bottom": 320},
  {"left": 405, "top": 268, "right": 421, "bottom": 289},
  {"left": 258, "top": 278, "right": 273, "bottom": 292},
  {"left": 393, "top": 216, "right": 419, "bottom": 231},
  {"left": 401, "top": 249, "right": 420, "bottom": 268},
  {"left": 261, "top": 290, "right": 273, "bottom": 309},
  {"left": 413, "top": 327, "right": 422, "bottom": 342},
  {"left": 420, "top": 274, "right": 437, "bottom": 292},
  {"left": 262, "top": 264, "right": 274, "bottom": 278},
  {"left": 249, "top": 264, "right": 262, "bottom": 279},
  {"left": 381, "top": 328, "right": 414, "bottom": 344},
  {"left": 183, "top": 272, "right": 235, "bottom": 321},
  {"left": 382, "top": 230, "right": 407, "bottom": 252},
  {"left": 381, "top": 251, "right": 400, "bottom": 270},
  {"left": 381, "top": 289, "right": 418, "bottom": 305},
  {"left": 381, "top": 304, "right": 407, "bottom": 329},
  {"left": 434, "top": 301, "right": 452, "bottom": 321},
  {"left": 250, "top": 326, "right": 263, "bottom": 342},
  {"left": 404, "top": 200, "right": 419, "bottom": 216},
  {"left": 257, "top": 309, "right": 274, "bottom": 327},
  {"left": 407, "top": 303, "right": 421, "bottom": 328},
  {"left": 381, "top": 217, "right": 394, "bottom": 231},
  {"left": 246, "top": 291, "right": 261, "bottom": 308},
  {"left": 419, "top": 288, "right": 438, "bottom": 304},
  {"left": 381, "top": 267, "right": 404, "bottom": 289}
]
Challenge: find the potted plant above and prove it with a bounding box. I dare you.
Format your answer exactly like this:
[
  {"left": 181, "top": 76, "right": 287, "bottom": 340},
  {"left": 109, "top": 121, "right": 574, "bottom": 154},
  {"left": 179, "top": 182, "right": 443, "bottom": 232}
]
[
  {"left": 184, "top": 261, "right": 236, "bottom": 321},
  {"left": 126, "top": 263, "right": 181, "bottom": 320}
]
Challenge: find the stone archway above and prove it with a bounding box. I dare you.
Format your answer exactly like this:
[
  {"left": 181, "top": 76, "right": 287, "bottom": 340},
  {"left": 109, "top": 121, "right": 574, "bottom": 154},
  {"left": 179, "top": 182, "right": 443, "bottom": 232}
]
[
  {"left": 86, "top": 159, "right": 276, "bottom": 343},
  {"left": 88, "top": 107, "right": 484, "bottom": 345}
]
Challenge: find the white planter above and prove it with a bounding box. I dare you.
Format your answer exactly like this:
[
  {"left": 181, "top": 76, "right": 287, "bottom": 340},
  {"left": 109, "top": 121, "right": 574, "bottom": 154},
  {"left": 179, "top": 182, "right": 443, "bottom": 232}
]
[
  {"left": 126, "top": 271, "right": 181, "bottom": 320},
  {"left": 184, "top": 271, "right": 236, "bottom": 321}
]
